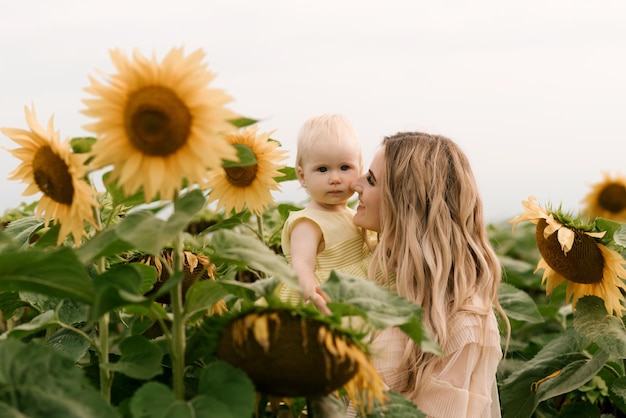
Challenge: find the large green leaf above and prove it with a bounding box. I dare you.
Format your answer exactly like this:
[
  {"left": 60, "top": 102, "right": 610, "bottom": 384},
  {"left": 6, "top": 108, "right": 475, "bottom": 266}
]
[
  {"left": 2, "top": 216, "right": 44, "bottom": 247},
  {"left": 129, "top": 382, "right": 178, "bottom": 418},
  {"left": 323, "top": 271, "right": 441, "bottom": 355},
  {"left": 128, "top": 361, "right": 255, "bottom": 418},
  {"left": 77, "top": 190, "right": 206, "bottom": 263},
  {"left": 0, "top": 247, "right": 95, "bottom": 304},
  {"left": 500, "top": 329, "right": 604, "bottom": 418},
  {"left": 363, "top": 391, "right": 426, "bottom": 417},
  {"left": 210, "top": 229, "right": 297, "bottom": 287},
  {"left": 0, "top": 339, "right": 118, "bottom": 418},
  {"left": 184, "top": 279, "right": 231, "bottom": 321},
  {"left": 47, "top": 326, "right": 92, "bottom": 362},
  {"left": 91, "top": 263, "right": 156, "bottom": 320},
  {"left": 573, "top": 295, "right": 626, "bottom": 358},
  {"left": 608, "top": 376, "right": 626, "bottom": 414},
  {"left": 498, "top": 282, "right": 544, "bottom": 324},
  {"left": 1, "top": 310, "right": 57, "bottom": 340},
  {"left": 195, "top": 361, "right": 256, "bottom": 417},
  {"left": 104, "top": 336, "right": 163, "bottom": 380}
]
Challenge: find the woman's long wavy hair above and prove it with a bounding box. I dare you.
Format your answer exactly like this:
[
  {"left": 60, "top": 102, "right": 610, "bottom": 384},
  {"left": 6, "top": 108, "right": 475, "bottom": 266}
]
[{"left": 369, "top": 132, "right": 509, "bottom": 399}]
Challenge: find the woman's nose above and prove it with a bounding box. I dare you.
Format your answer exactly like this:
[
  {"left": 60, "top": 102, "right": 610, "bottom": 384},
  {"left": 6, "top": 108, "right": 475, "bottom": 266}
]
[{"left": 350, "top": 177, "right": 361, "bottom": 192}]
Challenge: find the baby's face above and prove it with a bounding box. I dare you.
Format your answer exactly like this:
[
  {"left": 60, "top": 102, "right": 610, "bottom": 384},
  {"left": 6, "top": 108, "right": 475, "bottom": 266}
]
[{"left": 297, "top": 141, "right": 362, "bottom": 209}]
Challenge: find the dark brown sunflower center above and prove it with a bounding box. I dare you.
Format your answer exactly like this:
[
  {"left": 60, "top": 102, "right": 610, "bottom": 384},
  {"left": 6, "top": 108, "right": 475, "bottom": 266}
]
[
  {"left": 125, "top": 86, "right": 191, "bottom": 156},
  {"left": 598, "top": 183, "right": 626, "bottom": 214},
  {"left": 224, "top": 164, "right": 258, "bottom": 187},
  {"left": 32, "top": 145, "right": 74, "bottom": 205},
  {"left": 535, "top": 218, "right": 604, "bottom": 284}
]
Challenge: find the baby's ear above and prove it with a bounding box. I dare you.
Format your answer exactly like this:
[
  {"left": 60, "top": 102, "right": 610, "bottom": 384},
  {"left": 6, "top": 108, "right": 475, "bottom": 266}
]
[{"left": 296, "top": 166, "right": 306, "bottom": 186}]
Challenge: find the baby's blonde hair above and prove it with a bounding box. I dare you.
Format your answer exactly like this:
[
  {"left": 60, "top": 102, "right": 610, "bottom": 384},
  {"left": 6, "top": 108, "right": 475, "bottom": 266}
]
[{"left": 296, "top": 113, "right": 362, "bottom": 170}]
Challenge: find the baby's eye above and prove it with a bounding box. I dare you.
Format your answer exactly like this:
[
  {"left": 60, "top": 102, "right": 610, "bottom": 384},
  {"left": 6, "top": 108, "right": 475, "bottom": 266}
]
[
  {"left": 340, "top": 165, "right": 351, "bottom": 171},
  {"left": 317, "top": 167, "right": 328, "bottom": 173}
]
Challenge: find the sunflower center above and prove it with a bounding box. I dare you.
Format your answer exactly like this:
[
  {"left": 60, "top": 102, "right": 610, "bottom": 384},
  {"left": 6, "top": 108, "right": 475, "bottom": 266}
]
[
  {"left": 535, "top": 218, "right": 604, "bottom": 284},
  {"left": 32, "top": 145, "right": 74, "bottom": 205},
  {"left": 125, "top": 86, "right": 191, "bottom": 156},
  {"left": 224, "top": 164, "right": 258, "bottom": 188},
  {"left": 598, "top": 183, "right": 626, "bottom": 213}
]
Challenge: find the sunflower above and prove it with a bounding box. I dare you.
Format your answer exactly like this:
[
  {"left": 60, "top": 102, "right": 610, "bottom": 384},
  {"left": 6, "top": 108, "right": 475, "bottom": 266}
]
[
  {"left": 1, "top": 105, "right": 99, "bottom": 246},
  {"left": 136, "top": 249, "right": 226, "bottom": 314},
  {"left": 82, "top": 47, "right": 239, "bottom": 202},
  {"left": 217, "top": 309, "right": 387, "bottom": 414},
  {"left": 581, "top": 172, "right": 626, "bottom": 221},
  {"left": 205, "top": 127, "right": 287, "bottom": 216},
  {"left": 510, "top": 196, "right": 626, "bottom": 316}
]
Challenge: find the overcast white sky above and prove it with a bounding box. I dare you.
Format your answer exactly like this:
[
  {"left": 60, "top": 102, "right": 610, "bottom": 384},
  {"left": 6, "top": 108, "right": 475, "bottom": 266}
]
[{"left": 2, "top": 0, "right": 626, "bottom": 222}]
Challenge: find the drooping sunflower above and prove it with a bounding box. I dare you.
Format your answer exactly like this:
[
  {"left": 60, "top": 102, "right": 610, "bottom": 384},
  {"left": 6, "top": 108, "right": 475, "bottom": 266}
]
[
  {"left": 135, "top": 249, "right": 226, "bottom": 314},
  {"left": 1, "top": 105, "right": 99, "bottom": 246},
  {"left": 216, "top": 309, "right": 387, "bottom": 415},
  {"left": 510, "top": 196, "right": 626, "bottom": 316},
  {"left": 205, "top": 127, "right": 287, "bottom": 216},
  {"left": 82, "top": 47, "right": 239, "bottom": 202},
  {"left": 581, "top": 172, "right": 626, "bottom": 222}
]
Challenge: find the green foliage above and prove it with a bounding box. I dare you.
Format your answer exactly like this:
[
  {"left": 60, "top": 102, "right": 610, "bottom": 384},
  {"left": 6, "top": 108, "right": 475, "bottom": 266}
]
[
  {"left": 491, "top": 219, "right": 626, "bottom": 418},
  {"left": 0, "top": 186, "right": 436, "bottom": 417}
]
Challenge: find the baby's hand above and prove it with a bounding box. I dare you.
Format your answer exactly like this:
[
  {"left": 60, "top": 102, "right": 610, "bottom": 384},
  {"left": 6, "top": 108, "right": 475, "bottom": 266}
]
[{"left": 310, "top": 288, "right": 331, "bottom": 315}]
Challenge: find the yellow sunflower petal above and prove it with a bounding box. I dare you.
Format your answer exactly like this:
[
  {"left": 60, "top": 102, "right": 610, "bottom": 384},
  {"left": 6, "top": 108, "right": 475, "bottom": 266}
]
[
  {"left": 82, "top": 47, "right": 239, "bottom": 202},
  {"left": 509, "top": 196, "right": 550, "bottom": 230},
  {"left": 581, "top": 172, "right": 626, "bottom": 222},
  {"left": 206, "top": 127, "right": 288, "bottom": 216},
  {"left": 1, "top": 105, "right": 99, "bottom": 246}
]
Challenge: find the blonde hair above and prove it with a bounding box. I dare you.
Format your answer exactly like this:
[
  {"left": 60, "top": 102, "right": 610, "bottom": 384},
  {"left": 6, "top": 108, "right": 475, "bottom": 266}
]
[
  {"left": 369, "top": 132, "right": 509, "bottom": 398},
  {"left": 295, "top": 113, "right": 362, "bottom": 170}
]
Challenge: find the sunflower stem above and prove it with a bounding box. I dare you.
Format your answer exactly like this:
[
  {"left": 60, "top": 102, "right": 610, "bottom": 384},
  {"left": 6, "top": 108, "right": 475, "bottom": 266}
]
[
  {"left": 170, "top": 231, "right": 186, "bottom": 400},
  {"left": 256, "top": 214, "right": 265, "bottom": 244},
  {"left": 96, "top": 256, "right": 112, "bottom": 402}
]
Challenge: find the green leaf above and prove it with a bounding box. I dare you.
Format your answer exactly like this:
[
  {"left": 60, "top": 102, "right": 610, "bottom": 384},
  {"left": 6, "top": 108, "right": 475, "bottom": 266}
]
[
  {"left": 2, "top": 216, "right": 44, "bottom": 247},
  {"left": 222, "top": 143, "right": 256, "bottom": 167},
  {"left": 104, "top": 336, "right": 163, "bottom": 380},
  {"left": 217, "top": 277, "right": 283, "bottom": 302},
  {"left": 210, "top": 229, "right": 297, "bottom": 288},
  {"left": 78, "top": 190, "right": 206, "bottom": 262},
  {"left": 91, "top": 263, "right": 155, "bottom": 320},
  {"left": 129, "top": 382, "right": 178, "bottom": 418},
  {"left": 323, "top": 271, "right": 441, "bottom": 354},
  {"left": 184, "top": 280, "right": 231, "bottom": 320},
  {"left": 75, "top": 226, "right": 136, "bottom": 264},
  {"left": 573, "top": 295, "right": 626, "bottom": 358},
  {"left": 277, "top": 166, "right": 297, "bottom": 183},
  {"left": 228, "top": 117, "right": 258, "bottom": 128},
  {"left": 363, "top": 390, "right": 426, "bottom": 417},
  {"left": 0, "top": 339, "right": 118, "bottom": 418},
  {"left": 608, "top": 376, "right": 626, "bottom": 413},
  {"left": 0, "top": 403, "right": 28, "bottom": 417},
  {"left": 554, "top": 401, "right": 601, "bottom": 418},
  {"left": 47, "top": 327, "right": 92, "bottom": 362},
  {"left": 537, "top": 349, "right": 609, "bottom": 403},
  {"left": 195, "top": 361, "right": 256, "bottom": 418},
  {"left": 0, "top": 247, "right": 95, "bottom": 304},
  {"left": 500, "top": 329, "right": 598, "bottom": 418},
  {"left": 499, "top": 282, "right": 544, "bottom": 324},
  {"left": 102, "top": 171, "right": 147, "bottom": 208},
  {"left": 69, "top": 136, "right": 96, "bottom": 154},
  {"left": 1, "top": 310, "right": 57, "bottom": 340},
  {"left": 0, "top": 291, "right": 28, "bottom": 319}
]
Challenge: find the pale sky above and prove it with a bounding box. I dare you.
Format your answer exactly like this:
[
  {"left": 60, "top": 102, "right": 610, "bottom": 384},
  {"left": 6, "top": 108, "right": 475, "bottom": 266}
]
[{"left": 2, "top": 0, "right": 626, "bottom": 222}]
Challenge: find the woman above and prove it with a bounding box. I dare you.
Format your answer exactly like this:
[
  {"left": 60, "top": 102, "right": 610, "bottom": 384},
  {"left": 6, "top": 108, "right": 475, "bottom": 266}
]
[{"left": 350, "top": 132, "right": 509, "bottom": 417}]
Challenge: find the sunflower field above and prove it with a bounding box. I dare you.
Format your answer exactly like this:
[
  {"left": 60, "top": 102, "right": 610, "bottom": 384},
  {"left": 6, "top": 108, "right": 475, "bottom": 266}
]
[{"left": 2, "top": 46, "right": 626, "bottom": 418}]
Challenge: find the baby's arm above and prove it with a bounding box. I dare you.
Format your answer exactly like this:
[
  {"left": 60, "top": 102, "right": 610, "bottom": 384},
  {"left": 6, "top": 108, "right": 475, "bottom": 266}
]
[{"left": 289, "top": 219, "right": 330, "bottom": 314}]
